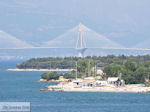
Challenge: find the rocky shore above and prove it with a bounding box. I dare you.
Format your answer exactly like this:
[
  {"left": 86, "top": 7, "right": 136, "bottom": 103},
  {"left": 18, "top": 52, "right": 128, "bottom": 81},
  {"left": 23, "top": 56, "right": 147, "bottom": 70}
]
[{"left": 38, "top": 79, "right": 60, "bottom": 83}]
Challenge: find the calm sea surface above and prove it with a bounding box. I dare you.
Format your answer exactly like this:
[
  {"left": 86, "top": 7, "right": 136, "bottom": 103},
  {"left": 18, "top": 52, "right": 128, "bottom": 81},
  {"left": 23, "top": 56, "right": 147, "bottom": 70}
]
[{"left": 0, "top": 70, "right": 150, "bottom": 112}]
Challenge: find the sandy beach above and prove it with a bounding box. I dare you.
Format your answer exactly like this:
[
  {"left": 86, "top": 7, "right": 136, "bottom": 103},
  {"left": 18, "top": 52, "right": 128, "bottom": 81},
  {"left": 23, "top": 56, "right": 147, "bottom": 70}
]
[{"left": 7, "top": 68, "right": 75, "bottom": 72}]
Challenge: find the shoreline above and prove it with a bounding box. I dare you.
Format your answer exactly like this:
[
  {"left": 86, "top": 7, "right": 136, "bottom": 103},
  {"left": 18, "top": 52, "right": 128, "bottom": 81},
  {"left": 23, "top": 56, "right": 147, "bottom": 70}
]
[
  {"left": 40, "top": 82, "right": 150, "bottom": 93},
  {"left": 41, "top": 86, "right": 150, "bottom": 93},
  {"left": 7, "top": 68, "right": 75, "bottom": 72}
]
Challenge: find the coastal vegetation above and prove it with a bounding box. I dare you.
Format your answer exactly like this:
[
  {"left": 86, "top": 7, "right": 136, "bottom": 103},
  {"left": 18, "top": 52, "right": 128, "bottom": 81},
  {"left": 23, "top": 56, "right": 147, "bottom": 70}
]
[
  {"left": 17, "top": 55, "right": 150, "bottom": 69},
  {"left": 41, "top": 71, "right": 75, "bottom": 80},
  {"left": 42, "top": 71, "right": 59, "bottom": 80},
  {"left": 18, "top": 55, "right": 150, "bottom": 84},
  {"left": 104, "top": 61, "right": 150, "bottom": 84}
]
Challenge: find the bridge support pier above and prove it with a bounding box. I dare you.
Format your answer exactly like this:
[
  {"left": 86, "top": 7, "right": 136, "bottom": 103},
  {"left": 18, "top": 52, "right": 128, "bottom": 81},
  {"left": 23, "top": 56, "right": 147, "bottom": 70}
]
[{"left": 77, "top": 48, "right": 87, "bottom": 57}]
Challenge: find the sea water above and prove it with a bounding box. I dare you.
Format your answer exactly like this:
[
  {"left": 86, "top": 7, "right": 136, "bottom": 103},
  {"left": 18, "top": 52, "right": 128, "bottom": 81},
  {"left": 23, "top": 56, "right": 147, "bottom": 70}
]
[{"left": 0, "top": 70, "right": 150, "bottom": 112}]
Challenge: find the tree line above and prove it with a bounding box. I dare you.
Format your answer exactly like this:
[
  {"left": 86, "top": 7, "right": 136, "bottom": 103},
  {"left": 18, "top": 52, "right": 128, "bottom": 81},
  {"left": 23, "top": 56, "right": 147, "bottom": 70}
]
[
  {"left": 17, "top": 55, "right": 150, "bottom": 84},
  {"left": 17, "top": 55, "right": 150, "bottom": 69},
  {"left": 41, "top": 71, "right": 75, "bottom": 80},
  {"left": 104, "top": 61, "right": 150, "bottom": 84}
]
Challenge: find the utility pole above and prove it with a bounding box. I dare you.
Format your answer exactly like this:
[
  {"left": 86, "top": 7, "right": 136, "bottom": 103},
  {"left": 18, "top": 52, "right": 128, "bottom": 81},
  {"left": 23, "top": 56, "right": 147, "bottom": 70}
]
[
  {"left": 76, "top": 61, "right": 77, "bottom": 79},
  {"left": 88, "top": 60, "right": 90, "bottom": 77},
  {"left": 94, "top": 65, "right": 96, "bottom": 77},
  {"left": 119, "top": 73, "right": 122, "bottom": 80},
  {"left": 50, "top": 62, "right": 51, "bottom": 70}
]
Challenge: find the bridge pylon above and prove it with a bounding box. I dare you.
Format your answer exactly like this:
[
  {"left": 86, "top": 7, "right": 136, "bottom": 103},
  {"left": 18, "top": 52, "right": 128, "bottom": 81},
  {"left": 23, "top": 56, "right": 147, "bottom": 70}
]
[{"left": 76, "top": 23, "right": 87, "bottom": 57}]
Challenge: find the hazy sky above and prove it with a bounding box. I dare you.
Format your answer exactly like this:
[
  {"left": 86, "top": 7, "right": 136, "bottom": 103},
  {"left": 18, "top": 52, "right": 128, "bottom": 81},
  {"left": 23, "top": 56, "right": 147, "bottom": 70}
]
[{"left": 0, "top": 0, "right": 150, "bottom": 47}]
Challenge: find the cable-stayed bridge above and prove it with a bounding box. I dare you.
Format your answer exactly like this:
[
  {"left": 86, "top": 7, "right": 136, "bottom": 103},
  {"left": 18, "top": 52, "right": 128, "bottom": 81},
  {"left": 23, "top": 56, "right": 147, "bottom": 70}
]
[
  {"left": 1, "top": 23, "right": 150, "bottom": 58},
  {"left": 1, "top": 47, "right": 150, "bottom": 58}
]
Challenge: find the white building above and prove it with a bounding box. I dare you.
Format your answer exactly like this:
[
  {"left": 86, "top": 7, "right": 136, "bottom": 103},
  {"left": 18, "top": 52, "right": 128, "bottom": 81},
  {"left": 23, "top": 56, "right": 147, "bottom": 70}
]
[
  {"left": 97, "top": 69, "right": 103, "bottom": 75},
  {"left": 72, "top": 79, "right": 83, "bottom": 86},
  {"left": 107, "top": 77, "right": 121, "bottom": 86}
]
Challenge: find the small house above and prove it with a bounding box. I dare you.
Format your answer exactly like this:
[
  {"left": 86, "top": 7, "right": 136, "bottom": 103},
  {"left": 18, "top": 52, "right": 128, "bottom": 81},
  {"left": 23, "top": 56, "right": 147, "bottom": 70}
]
[
  {"left": 84, "top": 77, "right": 95, "bottom": 80},
  {"left": 72, "top": 79, "right": 83, "bottom": 86},
  {"left": 59, "top": 76, "right": 65, "bottom": 81},
  {"left": 107, "top": 77, "right": 121, "bottom": 86},
  {"left": 96, "top": 69, "right": 103, "bottom": 75},
  {"left": 92, "top": 80, "right": 108, "bottom": 87},
  {"left": 82, "top": 80, "right": 95, "bottom": 87}
]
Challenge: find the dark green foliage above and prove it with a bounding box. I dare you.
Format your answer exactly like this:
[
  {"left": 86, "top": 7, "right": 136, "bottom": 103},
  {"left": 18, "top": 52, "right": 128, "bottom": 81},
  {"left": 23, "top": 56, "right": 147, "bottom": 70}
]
[
  {"left": 124, "top": 61, "right": 136, "bottom": 71},
  {"left": 17, "top": 55, "right": 150, "bottom": 69},
  {"left": 17, "top": 57, "right": 76, "bottom": 69},
  {"left": 104, "top": 60, "right": 150, "bottom": 84},
  {"left": 63, "top": 73, "right": 75, "bottom": 79},
  {"left": 104, "top": 64, "right": 122, "bottom": 77},
  {"left": 17, "top": 55, "right": 150, "bottom": 84},
  {"left": 77, "top": 59, "right": 88, "bottom": 73},
  {"left": 41, "top": 71, "right": 59, "bottom": 80},
  {"left": 41, "top": 71, "right": 76, "bottom": 80}
]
